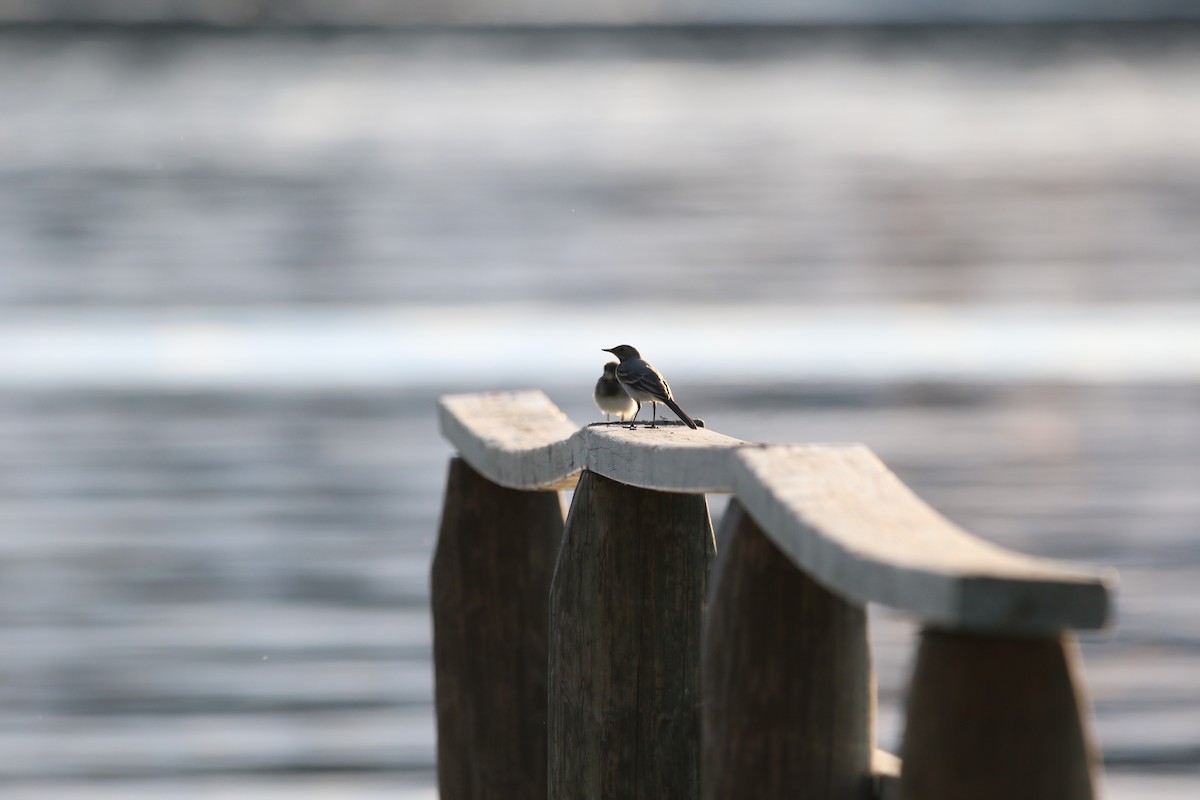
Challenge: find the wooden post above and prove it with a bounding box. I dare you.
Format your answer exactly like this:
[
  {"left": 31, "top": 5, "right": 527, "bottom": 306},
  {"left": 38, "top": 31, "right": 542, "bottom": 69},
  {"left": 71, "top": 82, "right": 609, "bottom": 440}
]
[
  {"left": 431, "top": 457, "right": 565, "bottom": 800},
  {"left": 547, "top": 470, "right": 715, "bottom": 800},
  {"left": 703, "top": 499, "right": 874, "bottom": 800},
  {"left": 898, "top": 629, "right": 1099, "bottom": 800}
]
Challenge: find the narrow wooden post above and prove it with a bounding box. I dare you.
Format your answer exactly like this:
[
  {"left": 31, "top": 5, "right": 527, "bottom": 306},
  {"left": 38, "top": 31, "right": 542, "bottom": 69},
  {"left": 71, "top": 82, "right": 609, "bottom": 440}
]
[
  {"left": 703, "top": 499, "right": 874, "bottom": 800},
  {"left": 898, "top": 629, "right": 1099, "bottom": 800},
  {"left": 431, "top": 457, "right": 565, "bottom": 800},
  {"left": 547, "top": 470, "right": 715, "bottom": 800}
]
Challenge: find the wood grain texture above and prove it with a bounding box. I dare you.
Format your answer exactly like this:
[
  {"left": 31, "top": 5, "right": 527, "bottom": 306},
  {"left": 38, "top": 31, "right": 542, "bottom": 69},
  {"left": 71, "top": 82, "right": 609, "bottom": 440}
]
[
  {"left": 548, "top": 470, "right": 715, "bottom": 800},
  {"left": 431, "top": 458, "right": 565, "bottom": 800},
  {"left": 438, "top": 390, "right": 1114, "bottom": 633},
  {"left": 703, "top": 499, "right": 873, "bottom": 800},
  {"left": 897, "top": 629, "right": 1099, "bottom": 800}
]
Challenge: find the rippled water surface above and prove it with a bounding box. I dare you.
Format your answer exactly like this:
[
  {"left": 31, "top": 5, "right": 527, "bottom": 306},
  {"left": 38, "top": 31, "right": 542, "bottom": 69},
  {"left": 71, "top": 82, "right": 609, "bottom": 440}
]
[{"left": 1, "top": 23, "right": 1198, "bottom": 797}]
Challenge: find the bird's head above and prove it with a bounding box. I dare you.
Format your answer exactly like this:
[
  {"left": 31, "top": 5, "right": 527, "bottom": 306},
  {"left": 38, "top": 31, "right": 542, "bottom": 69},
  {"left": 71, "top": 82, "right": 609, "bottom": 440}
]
[
  {"left": 602, "top": 345, "right": 641, "bottom": 361},
  {"left": 602, "top": 361, "right": 619, "bottom": 376}
]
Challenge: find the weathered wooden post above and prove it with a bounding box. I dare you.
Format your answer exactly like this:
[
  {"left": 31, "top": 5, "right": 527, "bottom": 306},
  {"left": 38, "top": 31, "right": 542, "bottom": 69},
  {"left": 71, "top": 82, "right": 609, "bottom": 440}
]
[
  {"left": 703, "top": 499, "right": 873, "bottom": 800},
  {"left": 897, "top": 630, "right": 1099, "bottom": 800},
  {"left": 547, "top": 470, "right": 715, "bottom": 800},
  {"left": 431, "top": 457, "right": 564, "bottom": 800}
]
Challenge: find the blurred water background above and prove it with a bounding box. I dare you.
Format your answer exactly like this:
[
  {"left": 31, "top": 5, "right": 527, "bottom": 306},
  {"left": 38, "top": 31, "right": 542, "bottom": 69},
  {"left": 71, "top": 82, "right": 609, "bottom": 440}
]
[{"left": 1, "top": 8, "right": 1199, "bottom": 798}]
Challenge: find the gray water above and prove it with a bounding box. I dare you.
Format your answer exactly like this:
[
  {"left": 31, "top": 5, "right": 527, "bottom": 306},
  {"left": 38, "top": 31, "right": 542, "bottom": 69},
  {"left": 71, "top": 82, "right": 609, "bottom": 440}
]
[{"left": 1, "top": 24, "right": 1198, "bottom": 797}]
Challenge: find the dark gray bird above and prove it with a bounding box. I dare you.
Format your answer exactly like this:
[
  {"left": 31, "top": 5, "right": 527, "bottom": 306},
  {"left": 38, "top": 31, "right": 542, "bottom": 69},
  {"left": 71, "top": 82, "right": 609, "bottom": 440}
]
[
  {"left": 601, "top": 344, "right": 697, "bottom": 430},
  {"left": 594, "top": 361, "right": 637, "bottom": 422}
]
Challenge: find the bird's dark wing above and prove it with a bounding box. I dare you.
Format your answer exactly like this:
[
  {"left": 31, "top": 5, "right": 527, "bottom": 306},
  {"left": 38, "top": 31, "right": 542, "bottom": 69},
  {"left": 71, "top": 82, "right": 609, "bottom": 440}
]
[{"left": 617, "top": 360, "right": 672, "bottom": 400}]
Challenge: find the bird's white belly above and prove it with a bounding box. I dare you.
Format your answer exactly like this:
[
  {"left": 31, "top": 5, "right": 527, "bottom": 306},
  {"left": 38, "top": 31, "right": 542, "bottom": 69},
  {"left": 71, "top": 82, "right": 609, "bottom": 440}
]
[
  {"left": 597, "top": 393, "right": 637, "bottom": 414},
  {"left": 621, "top": 385, "right": 661, "bottom": 402}
]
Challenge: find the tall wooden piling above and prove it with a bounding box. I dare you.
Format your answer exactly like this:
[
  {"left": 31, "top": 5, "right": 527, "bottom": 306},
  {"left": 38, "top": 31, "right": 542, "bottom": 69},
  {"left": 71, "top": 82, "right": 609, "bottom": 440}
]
[
  {"left": 431, "top": 457, "right": 564, "bottom": 800},
  {"left": 547, "top": 470, "right": 715, "bottom": 800},
  {"left": 703, "top": 499, "right": 873, "bottom": 800}
]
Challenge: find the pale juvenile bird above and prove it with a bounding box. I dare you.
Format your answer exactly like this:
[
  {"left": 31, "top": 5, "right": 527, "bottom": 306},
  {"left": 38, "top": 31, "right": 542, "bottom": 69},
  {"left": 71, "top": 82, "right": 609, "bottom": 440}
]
[
  {"left": 594, "top": 361, "right": 637, "bottom": 422},
  {"left": 601, "top": 344, "right": 697, "bottom": 430}
]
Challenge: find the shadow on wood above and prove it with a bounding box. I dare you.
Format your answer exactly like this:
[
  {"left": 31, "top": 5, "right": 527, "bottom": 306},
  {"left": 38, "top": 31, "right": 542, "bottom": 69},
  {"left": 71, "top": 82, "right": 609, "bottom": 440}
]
[
  {"left": 898, "top": 629, "right": 1099, "bottom": 800},
  {"left": 431, "top": 457, "right": 565, "bottom": 800},
  {"left": 548, "top": 470, "right": 715, "bottom": 800},
  {"left": 703, "top": 499, "right": 874, "bottom": 800}
]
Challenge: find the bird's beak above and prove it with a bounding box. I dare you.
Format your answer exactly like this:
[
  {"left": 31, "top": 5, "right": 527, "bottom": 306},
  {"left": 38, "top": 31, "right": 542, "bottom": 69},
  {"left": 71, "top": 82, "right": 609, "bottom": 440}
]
[{"left": 601, "top": 347, "right": 613, "bottom": 354}]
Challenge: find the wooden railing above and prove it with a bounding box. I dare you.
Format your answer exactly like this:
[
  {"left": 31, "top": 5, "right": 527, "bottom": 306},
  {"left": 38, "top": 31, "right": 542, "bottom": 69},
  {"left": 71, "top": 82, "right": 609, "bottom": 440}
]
[{"left": 431, "top": 390, "right": 1115, "bottom": 800}]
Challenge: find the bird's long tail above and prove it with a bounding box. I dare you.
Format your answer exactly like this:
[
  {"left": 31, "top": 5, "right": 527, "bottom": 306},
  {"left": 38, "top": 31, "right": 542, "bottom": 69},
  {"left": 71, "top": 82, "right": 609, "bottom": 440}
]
[{"left": 664, "top": 397, "right": 698, "bottom": 429}]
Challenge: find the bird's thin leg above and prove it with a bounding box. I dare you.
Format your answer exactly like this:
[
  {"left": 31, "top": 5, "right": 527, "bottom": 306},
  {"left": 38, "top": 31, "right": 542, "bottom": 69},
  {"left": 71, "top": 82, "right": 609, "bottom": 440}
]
[
  {"left": 650, "top": 401, "right": 659, "bottom": 428},
  {"left": 627, "top": 402, "right": 640, "bottom": 430}
]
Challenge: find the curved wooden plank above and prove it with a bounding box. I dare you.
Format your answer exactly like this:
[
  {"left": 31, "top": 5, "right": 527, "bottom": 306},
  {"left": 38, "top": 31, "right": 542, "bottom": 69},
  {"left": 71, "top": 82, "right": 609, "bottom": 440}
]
[
  {"left": 583, "top": 424, "right": 744, "bottom": 493},
  {"left": 732, "top": 446, "right": 1113, "bottom": 633},
  {"left": 438, "top": 390, "right": 742, "bottom": 493},
  {"left": 438, "top": 390, "right": 584, "bottom": 490},
  {"left": 438, "top": 390, "right": 1115, "bottom": 632}
]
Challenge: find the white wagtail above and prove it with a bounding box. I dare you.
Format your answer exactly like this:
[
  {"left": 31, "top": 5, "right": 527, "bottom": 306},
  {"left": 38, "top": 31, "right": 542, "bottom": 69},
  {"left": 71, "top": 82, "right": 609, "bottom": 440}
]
[
  {"left": 594, "top": 361, "right": 637, "bottom": 422},
  {"left": 601, "top": 345, "right": 697, "bottom": 429}
]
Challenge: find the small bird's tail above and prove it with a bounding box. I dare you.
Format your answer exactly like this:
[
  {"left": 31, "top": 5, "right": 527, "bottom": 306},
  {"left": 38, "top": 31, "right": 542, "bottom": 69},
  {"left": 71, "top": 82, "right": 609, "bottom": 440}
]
[{"left": 664, "top": 397, "right": 698, "bottom": 430}]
